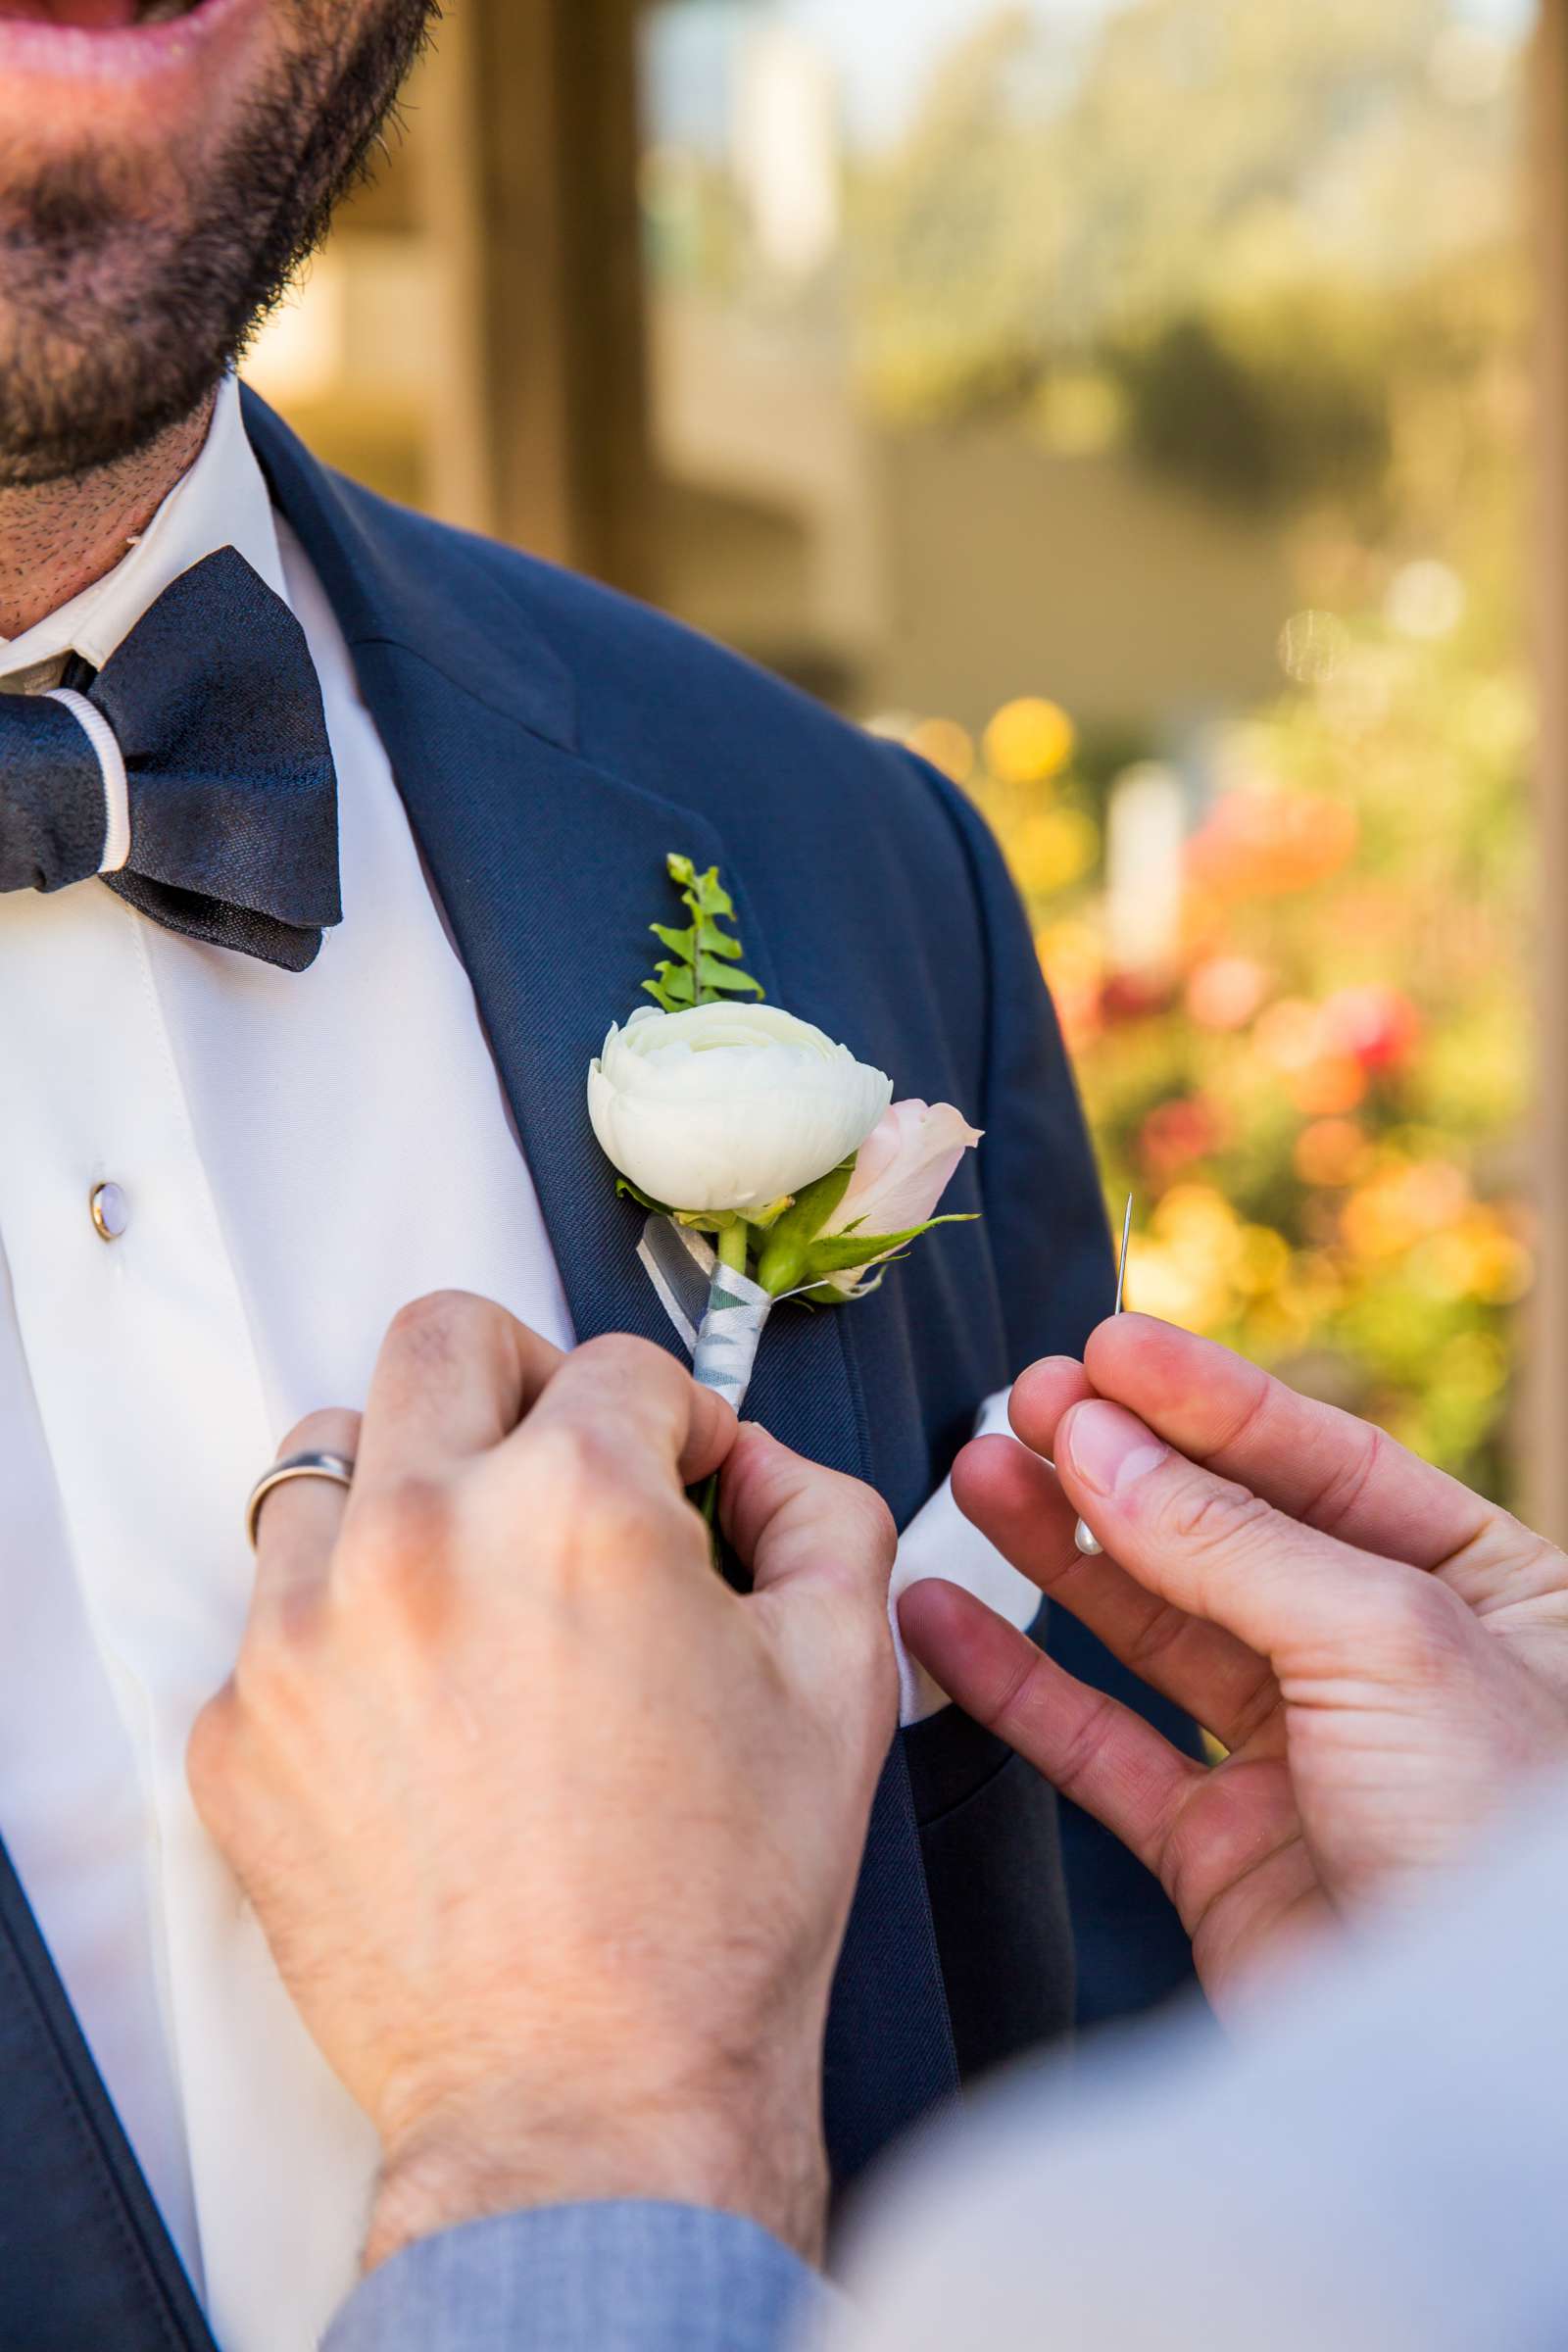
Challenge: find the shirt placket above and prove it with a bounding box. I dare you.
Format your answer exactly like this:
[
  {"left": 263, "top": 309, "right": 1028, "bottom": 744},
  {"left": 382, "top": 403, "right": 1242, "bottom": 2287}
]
[{"left": 0, "top": 879, "right": 374, "bottom": 2346}]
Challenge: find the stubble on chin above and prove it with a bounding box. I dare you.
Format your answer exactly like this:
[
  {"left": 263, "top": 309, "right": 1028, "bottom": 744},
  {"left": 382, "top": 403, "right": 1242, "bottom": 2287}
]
[{"left": 0, "top": 0, "right": 440, "bottom": 489}]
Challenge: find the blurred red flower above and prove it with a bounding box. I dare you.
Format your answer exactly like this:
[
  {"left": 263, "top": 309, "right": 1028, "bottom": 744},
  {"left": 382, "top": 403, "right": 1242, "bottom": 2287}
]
[
  {"left": 1138, "top": 1094, "right": 1231, "bottom": 1181},
  {"left": 1321, "top": 984, "right": 1422, "bottom": 1074}
]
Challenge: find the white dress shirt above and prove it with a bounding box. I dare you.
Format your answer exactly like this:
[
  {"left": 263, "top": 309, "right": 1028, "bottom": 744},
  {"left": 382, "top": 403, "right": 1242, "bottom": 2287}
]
[{"left": 0, "top": 378, "right": 1042, "bottom": 2350}]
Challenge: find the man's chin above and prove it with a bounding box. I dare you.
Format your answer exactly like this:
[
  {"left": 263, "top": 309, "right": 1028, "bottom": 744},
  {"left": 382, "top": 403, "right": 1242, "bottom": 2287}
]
[
  {"left": 0, "top": 301, "right": 221, "bottom": 488},
  {"left": 0, "top": 0, "right": 435, "bottom": 487}
]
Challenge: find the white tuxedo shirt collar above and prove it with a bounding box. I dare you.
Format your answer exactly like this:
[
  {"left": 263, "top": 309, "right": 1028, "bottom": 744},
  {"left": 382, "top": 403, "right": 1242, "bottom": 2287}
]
[{"left": 0, "top": 374, "right": 289, "bottom": 684}]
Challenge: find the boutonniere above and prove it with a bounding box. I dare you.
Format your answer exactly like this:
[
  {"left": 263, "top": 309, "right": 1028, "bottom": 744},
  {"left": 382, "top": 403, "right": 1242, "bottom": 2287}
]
[{"left": 586, "top": 854, "right": 982, "bottom": 1414}]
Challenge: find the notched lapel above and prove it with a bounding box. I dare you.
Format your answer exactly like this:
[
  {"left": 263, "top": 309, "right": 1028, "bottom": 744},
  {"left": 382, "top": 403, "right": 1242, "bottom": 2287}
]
[
  {"left": 347, "top": 648, "right": 740, "bottom": 1359},
  {"left": 253, "top": 396, "right": 962, "bottom": 2166}
]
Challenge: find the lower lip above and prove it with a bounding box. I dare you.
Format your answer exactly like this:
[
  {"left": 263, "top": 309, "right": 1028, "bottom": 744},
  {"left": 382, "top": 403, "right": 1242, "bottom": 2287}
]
[{"left": 0, "top": 0, "right": 250, "bottom": 81}]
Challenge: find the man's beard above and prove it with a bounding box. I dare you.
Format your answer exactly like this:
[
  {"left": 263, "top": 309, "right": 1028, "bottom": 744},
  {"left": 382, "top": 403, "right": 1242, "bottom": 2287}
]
[{"left": 0, "top": 0, "right": 440, "bottom": 487}]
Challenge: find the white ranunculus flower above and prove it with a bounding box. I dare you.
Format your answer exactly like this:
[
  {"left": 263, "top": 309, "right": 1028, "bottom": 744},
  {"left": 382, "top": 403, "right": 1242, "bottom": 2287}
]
[{"left": 588, "top": 1003, "right": 893, "bottom": 1214}]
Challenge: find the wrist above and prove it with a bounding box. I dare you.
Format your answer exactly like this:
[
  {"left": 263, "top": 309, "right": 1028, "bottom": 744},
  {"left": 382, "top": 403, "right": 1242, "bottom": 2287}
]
[{"left": 364, "top": 2062, "right": 828, "bottom": 2275}]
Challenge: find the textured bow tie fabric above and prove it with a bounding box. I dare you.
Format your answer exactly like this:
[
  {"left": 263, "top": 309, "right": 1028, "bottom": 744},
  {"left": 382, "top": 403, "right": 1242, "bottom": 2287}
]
[{"left": 0, "top": 546, "right": 341, "bottom": 972}]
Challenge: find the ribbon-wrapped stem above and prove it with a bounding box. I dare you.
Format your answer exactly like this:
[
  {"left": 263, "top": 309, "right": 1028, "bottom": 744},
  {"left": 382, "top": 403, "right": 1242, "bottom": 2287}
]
[{"left": 692, "top": 1260, "right": 774, "bottom": 1416}]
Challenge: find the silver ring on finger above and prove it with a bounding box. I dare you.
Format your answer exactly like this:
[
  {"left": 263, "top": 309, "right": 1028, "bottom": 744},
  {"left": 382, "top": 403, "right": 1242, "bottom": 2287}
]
[{"left": 246, "top": 1451, "right": 357, "bottom": 1552}]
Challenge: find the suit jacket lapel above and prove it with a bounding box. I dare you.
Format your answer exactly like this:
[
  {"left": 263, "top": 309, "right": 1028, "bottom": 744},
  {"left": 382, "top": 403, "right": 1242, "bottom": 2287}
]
[
  {"left": 0, "top": 1833, "right": 214, "bottom": 2352},
  {"left": 246, "top": 392, "right": 961, "bottom": 2171}
]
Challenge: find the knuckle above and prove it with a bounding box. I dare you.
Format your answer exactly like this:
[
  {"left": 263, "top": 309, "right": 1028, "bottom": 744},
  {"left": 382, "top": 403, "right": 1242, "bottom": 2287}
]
[
  {"left": 517, "top": 1421, "right": 675, "bottom": 1571},
  {"left": 185, "top": 1690, "right": 239, "bottom": 1818},
  {"left": 275, "top": 1405, "right": 361, "bottom": 1465},
  {"left": 229, "top": 1626, "right": 312, "bottom": 1738},
  {"left": 1162, "top": 1475, "right": 1272, "bottom": 1564},
  {"left": 1048, "top": 1688, "right": 1124, "bottom": 1804},
  {"left": 384, "top": 1289, "right": 501, "bottom": 1369},
  {"left": 574, "top": 1332, "right": 682, "bottom": 1392},
  {"left": 1360, "top": 1566, "right": 1472, "bottom": 1676},
  {"left": 342, "top": 1474, "right": 460, "bottom": 1593},
  {"left": 1299, "top": 1421, "right": 1385, "bottom": 1538},
  {"left": 524, "top": 1414, "right": 622, "bottom": 1502},
  {"left": 861, "top": 1488, "right": 899, "bottom": 1567},
  {"left": 1120, "top": 1599, "right": 1193, "bottom": 1680}
]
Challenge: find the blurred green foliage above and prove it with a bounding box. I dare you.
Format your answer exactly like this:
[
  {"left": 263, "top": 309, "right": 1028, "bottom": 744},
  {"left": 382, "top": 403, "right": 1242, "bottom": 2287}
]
[
  {"left": 849, "top": 0, "right": 1520, "bottom": 509},
  {"left": 871, "top": 0, "right": 1535, "bottom": 1494},
  {"left": 646, "top": 0, "right": 1536, "bottom": 1494}
]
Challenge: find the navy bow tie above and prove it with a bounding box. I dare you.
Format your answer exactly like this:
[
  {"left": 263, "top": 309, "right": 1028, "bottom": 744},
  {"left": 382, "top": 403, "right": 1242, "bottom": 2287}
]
[{"left": 0, "top": 545, "right": 341, "bottom": 973}]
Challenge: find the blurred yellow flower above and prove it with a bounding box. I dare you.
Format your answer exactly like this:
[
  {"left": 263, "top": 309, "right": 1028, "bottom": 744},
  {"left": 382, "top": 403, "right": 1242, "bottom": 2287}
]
[
  {"left": 984, "top": 697, "right": 1077, "bottom": 786},
  {"left": 1124, "top": 1237, "right": 1232, "bottom": 1331},
  {"left": 1434, "top": 1331, "right": 1509, "bottom": 1398},
  {"left": 1127, "top": 1186, "right": 1248, "bottom": 1329},
  {"left": 1008, "top": 808, "right": 1100, "bottom": 896},
  {"left": 1153, "top": 1183, "right": 1243, "bottom": 1256},
  {"left": 1234, "top": 1224, "right": 1293, "bottom": 1297},
  {"left": 1410, "top": 1211, "right": 1533, "bottom": 1304}
]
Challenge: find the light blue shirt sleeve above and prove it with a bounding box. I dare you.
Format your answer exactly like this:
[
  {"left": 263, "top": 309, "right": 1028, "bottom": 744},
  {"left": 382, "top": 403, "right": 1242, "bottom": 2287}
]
[
  {"left": 324, "top": 1780, "right": 1568, "bottom": 2352},
  {"left": 321, "top": 2199, "right": 836, "bottom": 2352}
]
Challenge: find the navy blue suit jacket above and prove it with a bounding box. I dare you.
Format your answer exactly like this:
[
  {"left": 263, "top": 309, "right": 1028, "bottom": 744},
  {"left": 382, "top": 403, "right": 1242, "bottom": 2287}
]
[{"left": 0, "top": 393, "right": 1198, "bottom": 2348}]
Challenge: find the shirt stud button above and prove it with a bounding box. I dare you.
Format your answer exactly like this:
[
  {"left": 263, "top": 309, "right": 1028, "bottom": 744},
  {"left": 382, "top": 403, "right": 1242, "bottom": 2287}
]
[{"left": 89, "top": 1182, "right": 130, "bottom": 1243}]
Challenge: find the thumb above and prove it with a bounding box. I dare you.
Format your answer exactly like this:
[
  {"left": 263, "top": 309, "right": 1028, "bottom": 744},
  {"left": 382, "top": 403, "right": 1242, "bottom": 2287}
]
[
  {"left": 1056, "top": 1397, "right": 1402, "bottom": 1666},
  {"left": 720, "top": 1425, "right": 899, "bottom": 1713}
]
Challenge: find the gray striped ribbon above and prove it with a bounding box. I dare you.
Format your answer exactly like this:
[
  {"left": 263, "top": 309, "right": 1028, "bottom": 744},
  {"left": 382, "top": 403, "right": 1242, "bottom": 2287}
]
[{"left": 638, "top": 1213, "right": 773, "bottom": 1414}]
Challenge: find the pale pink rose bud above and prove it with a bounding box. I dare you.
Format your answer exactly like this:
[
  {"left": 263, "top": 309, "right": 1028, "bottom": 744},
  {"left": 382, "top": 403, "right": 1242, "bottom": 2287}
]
[{"left": 822, "top": 1100, "right": 983, "bottom": 1290}]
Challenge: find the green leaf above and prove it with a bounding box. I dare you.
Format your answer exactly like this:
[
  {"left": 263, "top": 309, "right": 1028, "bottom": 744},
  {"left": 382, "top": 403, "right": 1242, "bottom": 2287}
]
[
  {"left": 697, "top": 956, "right": 766, "bottom": 997},
  {"left": 650, "top": 922, "right": 697, "bottom": 958},
  {"left": 774, "top": 1160, "right": 858, "bottom": 1245},
  {"left": 636, "top": 855, "right": 764, "bottom": 1009},
  {"left": 674, "top": 1208, "right": 743, "bottom": 1235},
  {"left": 798, "top": 1213, "right": 978, "bottom": 1279},
  {"left": 754, "top": 1158, "right": 860, "bottom": 1295},
  {"left": 643, "top": 960, "right": 696, "bottom": 1012},
  {"left": 678, "top": 859, "right": 736, "bottom": 921},
  {"left": 614, "top": 1177, "right": 673, "bottom": 1215},
  {"left": 746, "top": 1194, "right": 796, "bottom": 1232}
]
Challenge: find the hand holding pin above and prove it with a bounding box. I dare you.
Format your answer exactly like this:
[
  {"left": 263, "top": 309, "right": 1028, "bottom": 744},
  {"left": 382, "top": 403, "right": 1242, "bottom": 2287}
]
[{"left": 1073, "top": 1194, "right": 1134, "bottom": 1558}]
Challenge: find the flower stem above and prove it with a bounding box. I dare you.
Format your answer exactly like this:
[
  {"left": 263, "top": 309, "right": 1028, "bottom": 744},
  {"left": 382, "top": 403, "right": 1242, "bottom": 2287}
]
[
  {"left": 717, "top": 1223, "right": 751, "bottom": 1275},
  {"left": 696, "top": 1470, "right": 721, "bottom": 1574}
]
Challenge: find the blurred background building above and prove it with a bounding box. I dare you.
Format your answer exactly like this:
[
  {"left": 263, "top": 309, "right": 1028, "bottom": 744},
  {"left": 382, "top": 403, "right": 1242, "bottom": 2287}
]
[{"left": 246, "top": 0, "right": 1568, "bottom": 1532}]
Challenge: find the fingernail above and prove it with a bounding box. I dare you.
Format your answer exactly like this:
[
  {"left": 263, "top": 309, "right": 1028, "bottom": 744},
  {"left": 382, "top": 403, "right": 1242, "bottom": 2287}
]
[{"left": 1064, "top": 1401, "right": 1168, "bottom": 1497}]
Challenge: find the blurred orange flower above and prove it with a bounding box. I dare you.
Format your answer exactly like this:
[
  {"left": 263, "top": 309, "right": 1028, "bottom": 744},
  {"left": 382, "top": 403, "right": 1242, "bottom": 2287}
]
[
  {"left": 1188, "top": 790, "right": 1358, "bottom": 897},
  {"left": 1291, "top": 1054, "right": 1369, "bottom": 1117},
  {"left": 1294, "top": 1118, "right": 1372, "bottom": 1188},
  {"left": 1342, "top": 1161, "right": 1472, "bottom": 1260},
  {"left": 1254, "top": 998, "right": 1324, "bottom": 1071}
]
